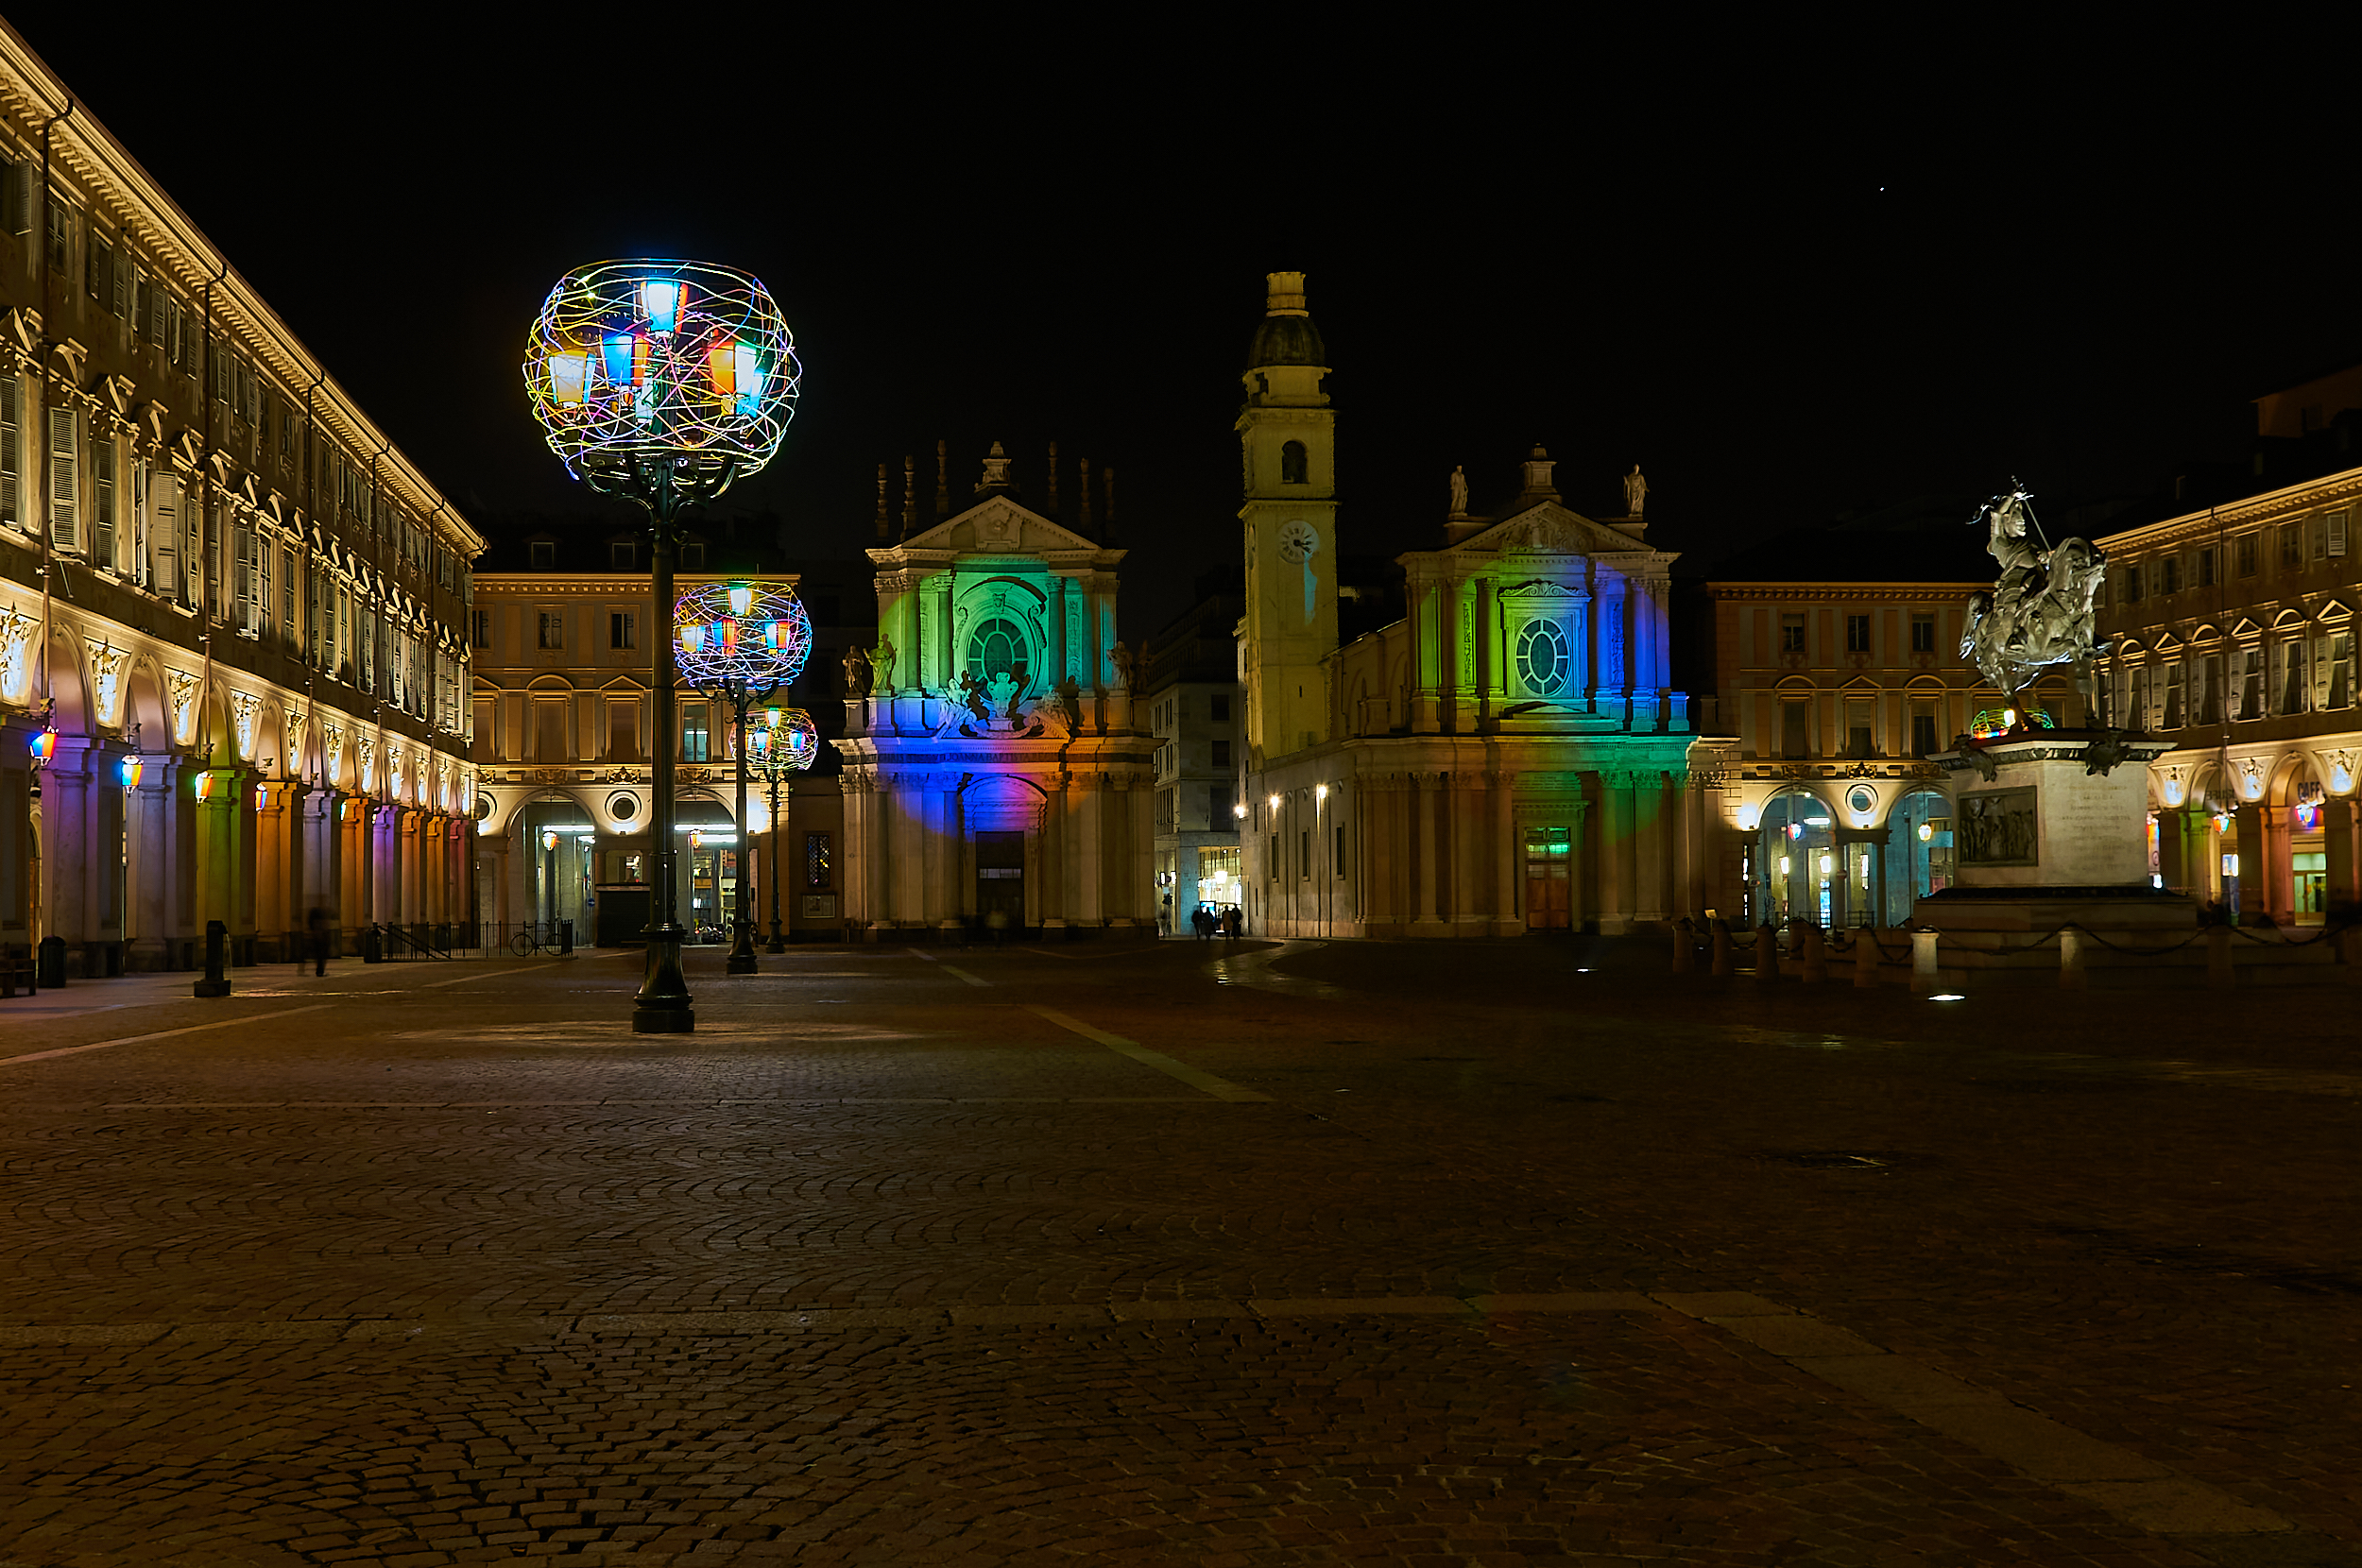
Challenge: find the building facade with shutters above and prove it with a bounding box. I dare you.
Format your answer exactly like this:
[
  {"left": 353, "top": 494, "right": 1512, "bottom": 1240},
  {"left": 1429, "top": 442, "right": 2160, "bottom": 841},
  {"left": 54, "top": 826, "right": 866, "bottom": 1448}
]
[
  {"left": 465, "top": 535, "right": 865, "bottom": 946},
  {"left": 1141, "top": 584, "right": 1243, "bottom": 929},
  {"left": 2095, "top": 469, "right": 2361, "bottom": 923},
  {"left": 1233, "top": 272, "right": 1719, "bottom": 938},
  {"left": 0, "top": 25, "right": 480, "bottom": 970}
]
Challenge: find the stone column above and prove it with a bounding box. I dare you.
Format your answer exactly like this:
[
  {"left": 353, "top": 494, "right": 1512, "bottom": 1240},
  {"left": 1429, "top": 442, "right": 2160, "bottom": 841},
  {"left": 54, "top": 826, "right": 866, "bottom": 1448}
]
[
  {"left": 1040, "top": 776, "right": 1068, "bottom": 931},
  {"left": 1599, "top": 770, "right": 1637, "bottom": 935},
  {"left": 1106, "top": 776, "right": 1136, "bottom": 929},
  {"left": 2325, "top": 796, "right": 2359, "bottom": 909},
  {"left": 2260, "top": 804, "right": 2294, "bottom": 925},
  {"left": 1568, "top": 798, "right": 1591, "bottom": 932},
  {"left": 2233, "top": 802, "right": 2264, "bottom": 916},
  {"left": 45, "top": 749, "right": 91, "bottom": 958},
  {"left": 1633, "top": 769, "right": 1669, "bottom": 926},
  {"left": 1491, "top": 769, "right": 1520, "bottom": 936},
  {"left": 130, "top": 764, "right": 174, "bottom": 969},
  {"left": 2155, "top": 805, "right": 2191, "bottom": 894},
  {"left": 254, "top": 785, "right": 286, "bottom": 957},
  {"left": 1075, "top": 775, "right": 1105, "bottom": 926},
  {"left": 865, "top": 774, "right": 895, "bottom": 936},
  {"left": 1412, "top": 772, "right": 1444, "bottom": 934},
  {"left": 935, "top": 784, "right": 965, "bottom": 933}
]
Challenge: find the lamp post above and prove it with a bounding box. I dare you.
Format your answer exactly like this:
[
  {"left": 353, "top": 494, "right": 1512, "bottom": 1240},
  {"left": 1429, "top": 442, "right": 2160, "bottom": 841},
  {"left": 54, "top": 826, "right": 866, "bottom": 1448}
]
[
  {"left": 751, "top": 706, "right": 820, "bottom": 952},
  {"left": 523, "top": 261, "right": 800, "bottom": 1032},
  {"left": 674, "top": 582, "right": 812, "bottom": 974}
]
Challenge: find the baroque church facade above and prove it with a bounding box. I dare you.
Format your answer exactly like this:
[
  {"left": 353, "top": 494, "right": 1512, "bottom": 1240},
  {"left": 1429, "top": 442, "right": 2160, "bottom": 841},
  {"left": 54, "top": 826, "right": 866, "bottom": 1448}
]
[
  {"left": 1236, "top": 273, "right": 1731, "bottom": 936},
  {"left": 834, "top": 447, "right": 1156, "bottom": 936}
]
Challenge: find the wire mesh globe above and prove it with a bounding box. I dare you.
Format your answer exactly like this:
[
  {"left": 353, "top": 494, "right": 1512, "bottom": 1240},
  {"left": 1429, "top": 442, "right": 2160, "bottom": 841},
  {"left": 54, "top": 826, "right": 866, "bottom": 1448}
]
[
  {"left": 524, "top": 259, "right": 799, "bottom": 487},
  {"left": 751, "top": 707, "right": 820, "bottom": 777},
  {"left": 674, "top": 581, "right": 811, "bottom": 696}
]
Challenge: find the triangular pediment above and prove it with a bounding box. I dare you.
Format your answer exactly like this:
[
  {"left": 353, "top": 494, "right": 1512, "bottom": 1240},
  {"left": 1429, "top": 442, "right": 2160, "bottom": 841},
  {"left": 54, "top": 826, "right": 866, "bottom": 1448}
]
[
  {"left": 886, "top": 495, "right": 1108, "bottom": 559},
  {"left": 1449, "top": 500, "right": 1644, "bottom": 558},
  {"left": 2230, "top": 616, "right": 2262, "bottom": 639},
  {"left": 2318, "top": 598, "right": 2353, "bottom": 623}
]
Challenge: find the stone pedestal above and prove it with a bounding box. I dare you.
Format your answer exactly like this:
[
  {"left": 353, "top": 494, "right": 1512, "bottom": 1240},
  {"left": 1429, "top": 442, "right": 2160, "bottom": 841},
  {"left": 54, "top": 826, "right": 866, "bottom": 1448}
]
[{"left": 1912, "top": 730, "right": 2198, "bottom": 978}]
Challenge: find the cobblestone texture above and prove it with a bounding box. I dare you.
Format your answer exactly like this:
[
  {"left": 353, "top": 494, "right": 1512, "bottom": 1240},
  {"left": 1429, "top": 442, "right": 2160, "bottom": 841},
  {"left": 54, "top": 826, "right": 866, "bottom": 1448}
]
[{"left": 0, "top": 937, "right": 2354, "bottom": 1565}]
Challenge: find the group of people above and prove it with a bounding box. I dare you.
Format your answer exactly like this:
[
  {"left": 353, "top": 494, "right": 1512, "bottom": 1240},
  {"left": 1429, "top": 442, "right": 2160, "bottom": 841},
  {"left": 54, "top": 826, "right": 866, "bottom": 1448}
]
[{"left": 1184, "top": 902, "right": 1242, "bottom": 941}]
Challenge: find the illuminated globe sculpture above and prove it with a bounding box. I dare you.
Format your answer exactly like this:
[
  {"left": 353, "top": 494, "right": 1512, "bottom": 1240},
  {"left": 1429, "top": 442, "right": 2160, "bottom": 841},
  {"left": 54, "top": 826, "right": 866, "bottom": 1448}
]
[
  {"left": 523, "top": 259, "right": 801, "bottom": 1033},
  {"left": 749, "top": 707, "right": 821, "bottom": 952},
  {"left": 673, "top": 582, "right": 812, "bottom": 973}
]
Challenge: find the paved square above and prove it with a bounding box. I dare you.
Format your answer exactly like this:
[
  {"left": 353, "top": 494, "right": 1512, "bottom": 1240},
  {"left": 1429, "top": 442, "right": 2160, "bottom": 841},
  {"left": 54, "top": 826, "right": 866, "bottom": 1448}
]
[{"left": 0, "top": 939, "right": 2355, "bottom": 1565}]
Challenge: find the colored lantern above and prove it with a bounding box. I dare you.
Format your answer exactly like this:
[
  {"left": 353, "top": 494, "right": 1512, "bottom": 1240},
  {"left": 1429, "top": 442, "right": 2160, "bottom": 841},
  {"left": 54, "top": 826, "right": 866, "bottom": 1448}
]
[
  {"left": 118, "top": 754, "right": 142, "bottom": 790},
  {"left": 27, "top": 726, "right": 56, "bottom": 767},
  {"left": 523, "top": 261, "right": 799, "bottom": 486},
  {"left": 673, "top": 581, "right": 811, "bottom": 697}
]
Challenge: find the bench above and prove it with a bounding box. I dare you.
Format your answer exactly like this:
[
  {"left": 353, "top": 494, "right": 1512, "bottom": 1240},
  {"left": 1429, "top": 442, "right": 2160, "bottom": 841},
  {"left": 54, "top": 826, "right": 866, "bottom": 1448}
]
[{"left": 0, "top": 954, "right": 35, "bottom": 997}]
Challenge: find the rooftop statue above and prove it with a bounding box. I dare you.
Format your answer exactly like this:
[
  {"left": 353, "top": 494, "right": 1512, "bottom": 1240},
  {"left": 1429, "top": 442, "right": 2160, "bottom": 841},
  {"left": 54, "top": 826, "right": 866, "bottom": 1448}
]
[{"left": 1960, "top": 486, "right": 2111, "bottom": 725}]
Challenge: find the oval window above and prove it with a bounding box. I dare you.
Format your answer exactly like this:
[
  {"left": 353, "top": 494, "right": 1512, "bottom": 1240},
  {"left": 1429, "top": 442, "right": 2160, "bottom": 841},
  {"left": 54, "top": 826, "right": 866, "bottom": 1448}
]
[
  {"left": 1515, "top": 621, "right": 1569, "bottom": 696},
  {"left": 967, "top": 616, "right": 1031, "bottom": 688}
]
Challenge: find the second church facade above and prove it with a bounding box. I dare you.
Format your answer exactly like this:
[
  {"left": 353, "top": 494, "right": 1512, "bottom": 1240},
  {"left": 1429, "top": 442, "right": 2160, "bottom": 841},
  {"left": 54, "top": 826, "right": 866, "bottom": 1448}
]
[{"left": 1236, "top": 274, "right": 1730, "bottom": 936}]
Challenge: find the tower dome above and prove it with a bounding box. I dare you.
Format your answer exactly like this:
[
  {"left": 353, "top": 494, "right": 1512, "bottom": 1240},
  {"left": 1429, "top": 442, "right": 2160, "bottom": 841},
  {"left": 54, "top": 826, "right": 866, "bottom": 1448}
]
[{"left": 1246, "top": 270, "right": 1327, "bottom": 370}]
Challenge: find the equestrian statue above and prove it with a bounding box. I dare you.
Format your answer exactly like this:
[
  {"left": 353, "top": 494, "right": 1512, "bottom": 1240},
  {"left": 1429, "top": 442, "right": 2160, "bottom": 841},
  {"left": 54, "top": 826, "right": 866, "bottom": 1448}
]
[{"left": 1960, "top": 486, "right": 2111, "bottom": 726}]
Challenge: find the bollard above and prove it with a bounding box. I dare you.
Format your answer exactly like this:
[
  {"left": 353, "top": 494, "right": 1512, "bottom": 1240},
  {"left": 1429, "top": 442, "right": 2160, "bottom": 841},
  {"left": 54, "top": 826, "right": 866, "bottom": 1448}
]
[
  {"left": 1855, "top": 928, "right": 1879, "bottom": 987},
  {"left": 35, "top": 933, "right": 66, "bottom": 990},
  {"left": 193, "top": 919, "right": 231, "bottom": 997},
  {"left": 1670, "top": 917, "right": 1696, "bottom": 977},
  {"left": 2205, "top": 924, "right": 2234, "bottom": 989},
  {"left": 2058, "top": 927, "right": 2087, "bottom": 990},
  {"left": 1910, "top": 929, "right": 1940, "bottom": 994},
  {"left": 1797, "top": 921, "right": 1827, "bottom": 983},
  {"left": 1754, "top": 922, "right": 1781, "bottom": 982},
  {"left": 1710, "top": 919, "right": 1735, "bottom": 978}
]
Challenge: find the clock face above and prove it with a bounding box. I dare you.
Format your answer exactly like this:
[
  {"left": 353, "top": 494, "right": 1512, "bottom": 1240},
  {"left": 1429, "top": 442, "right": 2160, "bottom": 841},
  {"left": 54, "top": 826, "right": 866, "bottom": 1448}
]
[{"left": 1277, "top": 520, "right": 1318, "bottom": 564}]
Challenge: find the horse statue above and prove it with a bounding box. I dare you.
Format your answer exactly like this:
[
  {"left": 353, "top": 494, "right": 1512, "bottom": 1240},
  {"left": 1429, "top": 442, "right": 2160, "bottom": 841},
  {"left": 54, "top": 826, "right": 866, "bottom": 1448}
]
[{"left": 1960, "top": 487, "right": 2111, "bottom": 724}]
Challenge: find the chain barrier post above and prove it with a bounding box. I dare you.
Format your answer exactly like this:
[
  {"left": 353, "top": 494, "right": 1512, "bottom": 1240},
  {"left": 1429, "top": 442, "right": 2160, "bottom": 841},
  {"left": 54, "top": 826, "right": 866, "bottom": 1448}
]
[
  {"left": 1754, "top": 922, "right": 1780, "bottom": 983},
  {"left": 1670, "top": 916, "right": 1696, "bottom": 977},
  {"left": 2058, "top": 926, "right": 2087, "bottom": 990},
  {"left": 1910, "top": 929, "right": 1940, "bottom": 994},
  {"left": 1855, "top": 928, "right": 1879, "bottom": 987},
  {"left": 2206, "top": 924, "right": 2234, "bottom": 989},
  {"left": 1798, "top": 920, "right": 1827, "bottom": 983},
  {"left": 1710, "top": 918, "right": 1734, "bottom": 978}
]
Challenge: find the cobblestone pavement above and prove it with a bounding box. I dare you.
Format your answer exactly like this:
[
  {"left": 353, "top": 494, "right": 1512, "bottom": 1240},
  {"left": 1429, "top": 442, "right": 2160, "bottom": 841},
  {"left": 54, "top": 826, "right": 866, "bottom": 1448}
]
[{"left": 0, "top": 936, "right": 2355, "bottom": 1566}]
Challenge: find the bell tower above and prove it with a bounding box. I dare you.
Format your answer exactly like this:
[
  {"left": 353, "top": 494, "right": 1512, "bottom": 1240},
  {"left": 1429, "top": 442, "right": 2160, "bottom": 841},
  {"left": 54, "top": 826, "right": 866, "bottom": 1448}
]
[{"left": 1237, "top": 270, "right": 1338, "bottom": 764}]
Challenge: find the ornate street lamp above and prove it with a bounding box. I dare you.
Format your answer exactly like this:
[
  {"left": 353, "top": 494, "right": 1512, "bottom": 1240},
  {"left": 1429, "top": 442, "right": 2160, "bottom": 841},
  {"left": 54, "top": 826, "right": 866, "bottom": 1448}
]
[
  {"left": 749, "top": 705, "right": 820, "bottom": 952},
  {"left": 524, "top": 260, "right": 800, "bottom": 1031},
  {"left": 26, "top": 697, "right": 57, "bottom": 800},
  {"left": 673, "top": 582, "right": 812, "bottom": 973}
]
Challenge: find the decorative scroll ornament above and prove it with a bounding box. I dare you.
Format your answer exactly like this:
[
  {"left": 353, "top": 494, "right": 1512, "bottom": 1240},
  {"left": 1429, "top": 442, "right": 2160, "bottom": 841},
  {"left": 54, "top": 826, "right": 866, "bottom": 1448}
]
[
  {"left": 83, "top": 639, "right": 131, "bottom": 728},
  {"left": 1960, "top": 486, "right": 2109, "bottom": 714},
  {"left": 355, "top": 733, "right": 375, "bottom": 793},
  {"left": 2328, "top": 747, "right": 2359, "bottom": 796},
  {"left": 0, "top": 610, "right": 34, "bottom": 702},
  {"left": 674, "top": 580, "right": 812, "bottom": 698},
  {"left": 324, "top": 724, "right": 346, "bottom": 785},
  {"left": 522, "top": 260, "right": 800, "bottom": 488},
  {"left": 164, "top": 670, "right": 199, "bottom": 744},
  {"left": 286, "top": 711, "right": 307, "bottom": 777},
  {"left": 230, "top": 691, "right": 261, "bottom": 759}
]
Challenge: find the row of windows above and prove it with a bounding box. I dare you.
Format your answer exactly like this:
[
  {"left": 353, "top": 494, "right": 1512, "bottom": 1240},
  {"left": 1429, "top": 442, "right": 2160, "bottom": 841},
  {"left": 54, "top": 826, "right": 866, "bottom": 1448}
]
[
  {"left": 2110, "top": 635, "right": 2357, "bottom": 727},
  {"left": 1770, "top": 696, "right": 1961, "bottom": 760},
  {"left": 2117, "top": 513, "right": 2351, "bottom": 604},
  {"left": 479, "top": 696, "right": 739, "bottom": 765},
  {"left": 526, "top": 538, "right": 710, "bottom": 571},
  {"left": 1777, "top": 612, "right": 1942, "bottom": 656},
  {"left": 3, "top": 170, "right": 462, "bottom": 596},
  {"left": 1264, "top": 825, "right": 1350, "bottom": 881},
  {"left": 1155, "top": 786, "right": 1237, "bottom": 831}
]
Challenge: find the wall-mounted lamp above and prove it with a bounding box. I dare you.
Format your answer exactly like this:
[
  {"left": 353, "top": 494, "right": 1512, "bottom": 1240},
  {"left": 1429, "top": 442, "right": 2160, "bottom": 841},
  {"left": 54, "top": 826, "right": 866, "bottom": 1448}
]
[
  {"left": 195, "top": 771, "right": 217, "bottom": 803},
  {"left": 1315, "top": 783, "right": 1328, "bottom": 801},
  {"left": 1268, "top": 794, "right": 1281, "bottom": 811},
  {"left": 541, "top": 828, "right": 560, "bottom": 852},
  {"left": 1917, "top": 821, "right": 1933, "bottom": 844},
  {"left": 1735, "top": 803, "right": 1760, "bottom": 831},
  {"left": 1818, "top": 853, "right": 1834, "bottom": 876},
  {"left": 26, "top": 697, "right": 57, "bottom": 797},
  {"left": 1232, "top": 803, "right": 1246, "bottom": 820}
]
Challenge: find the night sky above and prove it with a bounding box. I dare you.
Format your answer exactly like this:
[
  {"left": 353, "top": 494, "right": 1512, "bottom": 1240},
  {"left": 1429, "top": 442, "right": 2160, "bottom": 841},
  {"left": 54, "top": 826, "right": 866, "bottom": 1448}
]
[{"left": 19, "top": 18, "right": 2361, "bottom": 637}]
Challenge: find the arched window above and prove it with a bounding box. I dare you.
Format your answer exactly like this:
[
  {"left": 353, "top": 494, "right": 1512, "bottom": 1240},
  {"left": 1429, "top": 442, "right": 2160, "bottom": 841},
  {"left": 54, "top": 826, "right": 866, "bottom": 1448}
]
[
  {"left": 967, "top": 616, "right": 1031, "bottom": 688},
  {"left": 1515, "top": 620, "right": 1569, "bottom": 696},
  {"left": 1280, "top": 440, "right": 1309, "bottom": 486}
]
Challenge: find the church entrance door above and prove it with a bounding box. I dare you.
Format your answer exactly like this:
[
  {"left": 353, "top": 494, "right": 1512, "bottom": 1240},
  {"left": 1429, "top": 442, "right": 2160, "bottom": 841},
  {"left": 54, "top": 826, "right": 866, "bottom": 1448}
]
[
  {"left": 976, "top": 830, "right": 1025, "bottom": 933},
  {"left": 1524, "top": 827, "right": 1570, "bottom": 930}
]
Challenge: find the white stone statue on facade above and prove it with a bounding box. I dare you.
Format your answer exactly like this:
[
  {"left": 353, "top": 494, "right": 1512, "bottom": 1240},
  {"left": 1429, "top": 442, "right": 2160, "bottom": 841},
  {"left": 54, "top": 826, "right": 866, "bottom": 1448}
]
[
  {"left": 842, "top": 644, "right": 872, "bottom": 698},
  {"left": 1108, "top": 639, "right": 1134, "bottom": 690},
  {"left": 1622, "top": 465, "right": 1647, "bottom": 518},
  {"left": 1959, "top": 486, "right": 2111, "bottom": 723},
  {"left": 872, "top": 635, "right": 897, "bottom": 691},
  {"left": 1447, "top": 465, "right": 1468, "bottom": 516}
]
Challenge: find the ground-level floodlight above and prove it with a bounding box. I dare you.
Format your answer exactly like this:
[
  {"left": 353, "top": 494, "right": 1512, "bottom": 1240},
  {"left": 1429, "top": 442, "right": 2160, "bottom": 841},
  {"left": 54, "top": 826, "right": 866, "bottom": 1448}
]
[{"left": 523, "top": 259, "right": 801, "bottom": 1032}]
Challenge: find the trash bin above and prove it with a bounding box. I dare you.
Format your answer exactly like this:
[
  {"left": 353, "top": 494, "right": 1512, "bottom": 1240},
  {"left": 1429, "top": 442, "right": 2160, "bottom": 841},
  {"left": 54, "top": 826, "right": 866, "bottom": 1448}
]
[
  {"left": 361, "top": 926, "right": 384, "bottom": 963},
  {"left": 558, "top": 919, "right": 574, "bottom": 956},
  {"left": 36, "top": 935, "right": 65, "bottom": 989}
]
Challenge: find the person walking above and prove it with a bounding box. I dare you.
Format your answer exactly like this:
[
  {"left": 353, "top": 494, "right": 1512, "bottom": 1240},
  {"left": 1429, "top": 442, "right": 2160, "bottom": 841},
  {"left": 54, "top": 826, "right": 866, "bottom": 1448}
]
[
  {"left": 1224, "top": 905, "right": 1242, "bottom": 942},
  {"left": 306, "top": 906, "right": 330, "bottom": 977}
]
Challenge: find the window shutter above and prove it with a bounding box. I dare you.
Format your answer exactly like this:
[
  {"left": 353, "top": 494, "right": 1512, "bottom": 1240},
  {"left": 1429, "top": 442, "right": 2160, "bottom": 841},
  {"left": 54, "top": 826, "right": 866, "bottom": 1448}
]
[
  {"left": 91, "top": 437, "right": 115, "bottom": 567},
  {"left": 0, "top": 161, "right": 25, "bottom": 236},
  {"left": 46, "top": 405, "right": 77, "bottom": 552},
  {"left": 110, "top": 245, "right": 128, "bottom": 317},
  {"left": 0, "top": 374, "right": 16, "bottom": 528},
  {"left": 2331, "top": 512, "right": 2350, "bottom": 558}
]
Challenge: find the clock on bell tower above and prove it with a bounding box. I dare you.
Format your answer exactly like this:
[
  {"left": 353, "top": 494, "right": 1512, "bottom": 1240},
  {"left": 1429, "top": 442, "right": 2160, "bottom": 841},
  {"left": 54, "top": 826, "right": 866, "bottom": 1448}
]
[{"left": 1237, "top": 270, "right": 1338, "bottom": 763}]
